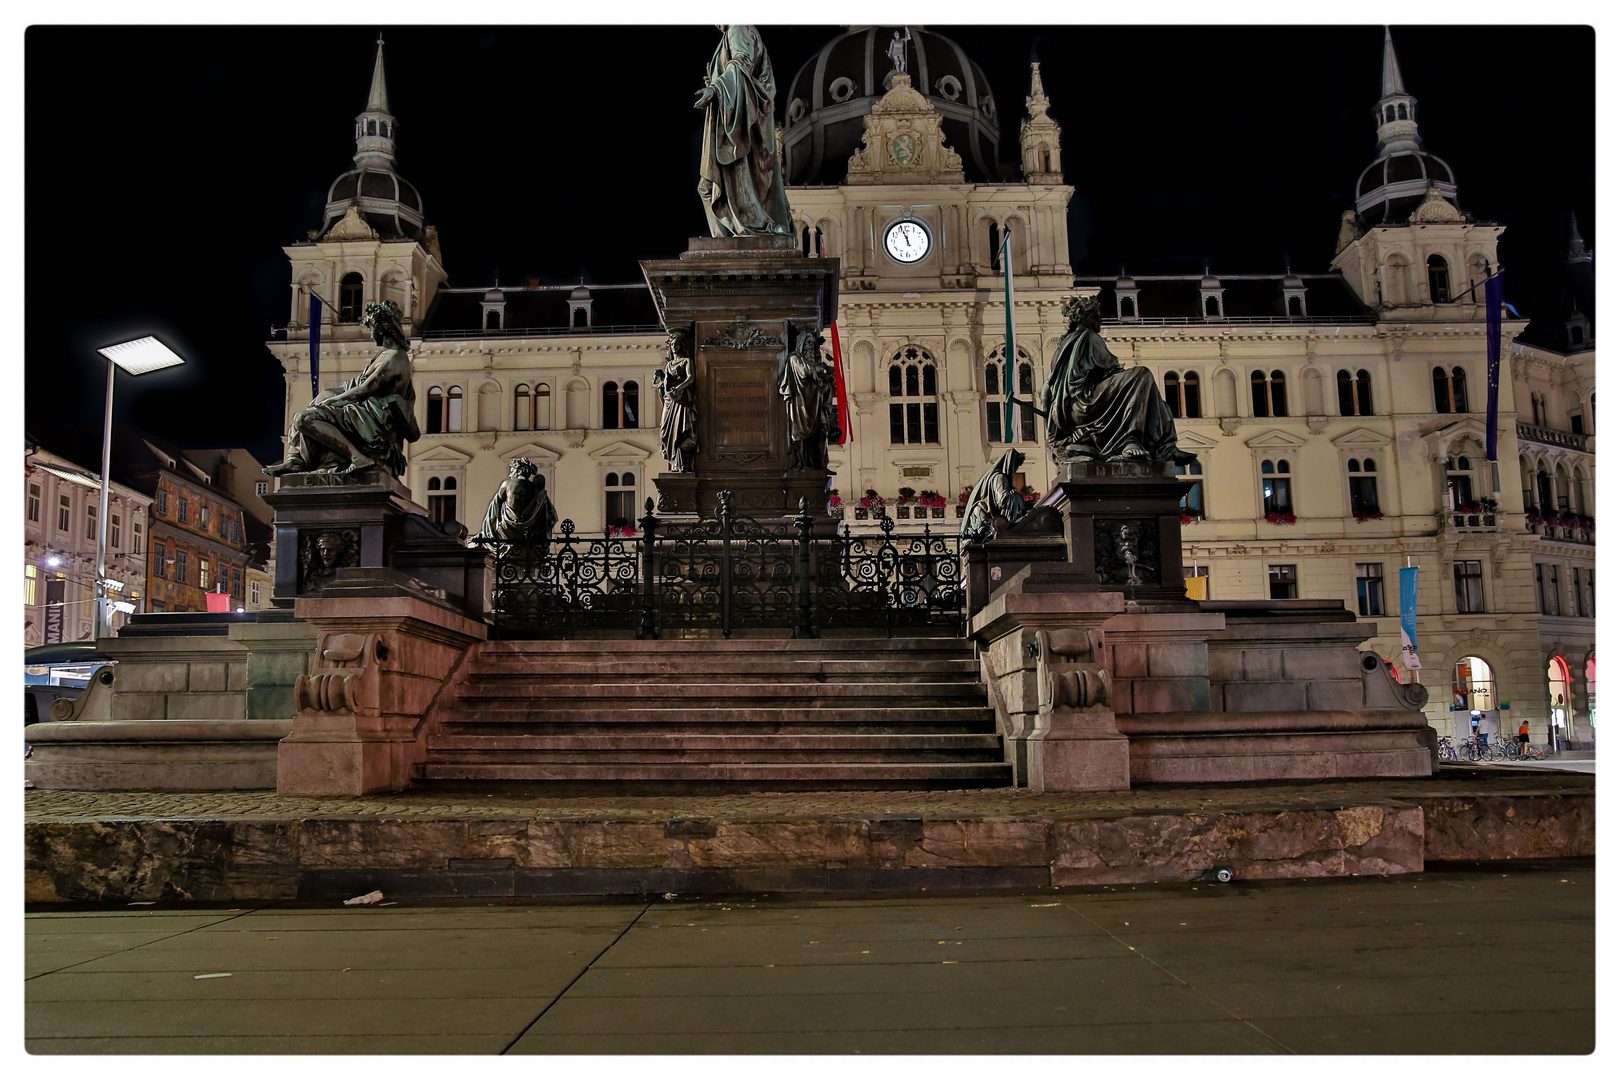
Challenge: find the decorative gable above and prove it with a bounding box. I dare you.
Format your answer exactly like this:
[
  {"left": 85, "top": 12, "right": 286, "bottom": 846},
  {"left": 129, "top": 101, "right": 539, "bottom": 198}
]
[
  {"left": 1244, "top": 428, "right": 1306, "bottom": 451},
  {"left": 587, "top": 439, "right": 654, "bottom": 462},
  {"left": 411, "top": 443, "right": 474, "bottom": 466},
  {"left": 1174, "top": 429, "right": 1218, "bottom": 452},
  {"left": 1331, "top": 426, "right": 1392, "bottom": 450},
  {"left": 502, "top": 442, "right": 561, "bottom": 467},
  {"left": 846, "top": 74, "right": 964, "bottom": 186}
]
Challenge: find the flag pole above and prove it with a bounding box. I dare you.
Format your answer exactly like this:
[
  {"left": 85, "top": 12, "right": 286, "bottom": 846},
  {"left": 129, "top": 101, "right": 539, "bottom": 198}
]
[{"left": 1002, "top": 230, "right": 1015, "bottom": 443}]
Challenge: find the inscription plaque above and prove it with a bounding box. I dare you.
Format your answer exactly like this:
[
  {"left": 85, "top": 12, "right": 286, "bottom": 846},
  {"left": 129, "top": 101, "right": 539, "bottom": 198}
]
[{"left": 711, "top": 363, "right": 773, "bottom": 449}]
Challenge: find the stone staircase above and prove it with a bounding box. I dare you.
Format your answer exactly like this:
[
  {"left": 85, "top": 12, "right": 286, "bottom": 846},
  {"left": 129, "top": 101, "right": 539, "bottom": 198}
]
[{"left": 417, "top": 638, "right": 1011, "bottom": 789}]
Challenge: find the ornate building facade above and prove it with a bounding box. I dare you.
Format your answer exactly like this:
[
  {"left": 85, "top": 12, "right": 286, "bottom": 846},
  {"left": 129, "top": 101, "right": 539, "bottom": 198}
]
[{"left": 266, "top": 28, "right": 1594, "bottom": 747}]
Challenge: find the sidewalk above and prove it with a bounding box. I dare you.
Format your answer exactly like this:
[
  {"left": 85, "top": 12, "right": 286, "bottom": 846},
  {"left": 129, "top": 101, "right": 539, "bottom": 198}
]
[{"left": 25, "top": 862, "right": 1595, "bottom": 1054}]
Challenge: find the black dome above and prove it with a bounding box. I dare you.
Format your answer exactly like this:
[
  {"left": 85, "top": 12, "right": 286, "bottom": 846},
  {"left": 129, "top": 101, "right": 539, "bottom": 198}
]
[
  {"left": 781, "top": 27, "right": 1005, "bottom": 185},
  {"left": 322, "top": 167, "right": 426, "bottom": 241},
  {"left": 1355, "top": 151, "right": 1458, "bottom": 225}
]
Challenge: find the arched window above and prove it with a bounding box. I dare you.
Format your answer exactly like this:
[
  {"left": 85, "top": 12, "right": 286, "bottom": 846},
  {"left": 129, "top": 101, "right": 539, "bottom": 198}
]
[
  {"left": 1348, "top": 457, "right": 1379, "bottom": 517},
  {"left": 1384, "top": 104, "right": 1396, "bottom": 123},
  {"left": 602, "top": 379, "right": 642, "bottom": 429},
  {"left": 604, "top": 471, "right": 636, "bottom": 530},
  {"left": 426, "top": 386, "right": 444, "bottom": 433},
  {"left": 1251, "top": 370, "right": 1288, "bottom": 417},
  {"left": 1432, "top": 368, "right": 1451, "bottom": 413},
  {"left": 534, "top": 384, "right": 552, "bottom": 430},
  {"left": 339, "top": 273, "right": 364, "bottom": 323},
  {"left": 445, "top": 386, "right": 464, "bottom": 432},
  {"left": 1427, "top": 254, "right": 1451, "bottom": 303},
  {"left": 1175, "top": 457, "right": 1203, "bottom": 519},
  {"left": 987, "top": 220, "right": 1003, "bottom": 272},
  {"left": 1536, "top": 467, "right": 1555, "bottom": 515},
  {"left": 623, "top": 381, "right": 639, "bottom": 428},
  {"left": 1164, "top": 372, "right": 1182, "bottom": 419},
  {"left": 888, "top": 346, "right": 939, "bottom": 444},
  {"left": 1120, "top": 296, "right": 1136, "bottom": 318},
  {"left": 602, "top": 382, "right": 619, "bottom": 429},
  {"left": 1454, "top": 656, "right": 1495, "bottom": 713},
  {"left": 1548, "top": 657, "right": 1572, "bottom": 735},
  {"left": 1260, "top": 459, "right": 1292, "bottom": 515},
  {"left": 1165, "top": 371, "right": 1201, "bottom": 419},
  {"left": 426, "top": 476, "right": 457, "bottom": 524},
  {"left": 1383, "top": 256, "right": 1410, "bottom": 306},
  {"left": 1287, "top": 295, "right": 1303, "bottom": 317},
  {"left": 514, "top": 384, "right": 531, "bottom": 431},
  {"left": 1016, "top": 362, "right": 1034, "bottom": 441},
  {"left": 1337, "top": 369, "right": 1374, "bottom": 416},
  {"left": 1432, "top": 367, "right": 1468, "bottom": 413},
  {"left": 1451, "top": 367, "right": 1469, "bottom": 412},
  {"left": 1205, "top": 295, "right": 1221, "bottom": 317},
  {"left": 366, "top": 119, "right": 377, "bottom": 136},
  {"left": 1396, "top": 103, "right": 1408, "bottom": 120}
]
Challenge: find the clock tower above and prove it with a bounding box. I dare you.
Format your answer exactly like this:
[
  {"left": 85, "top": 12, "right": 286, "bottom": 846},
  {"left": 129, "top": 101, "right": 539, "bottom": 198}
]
[{"left": 781, "top": 28, "right": 1075, "bottom": 506}]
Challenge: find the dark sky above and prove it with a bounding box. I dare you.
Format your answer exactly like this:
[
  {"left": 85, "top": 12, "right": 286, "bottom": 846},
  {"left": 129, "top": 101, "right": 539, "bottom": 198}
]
[{"left": 25, "top": 24, "right": 1595, "bottom": 465}]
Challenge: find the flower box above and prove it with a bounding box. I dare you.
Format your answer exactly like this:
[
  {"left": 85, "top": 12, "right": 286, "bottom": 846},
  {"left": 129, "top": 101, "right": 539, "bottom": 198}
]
[
  {"left": 1355, "top": 511, "right": 1385, "bottom": 523},
  {"left": 854, "top": 508, "right": 869, "bottom": 521},
  {"left": 954, "top": 505, "right": 965, "bottom": 518},
  {"left": 931, "top": 507, "right": 945, "bottom": 519},
  {"left": 896, "top": 506, "right": 911, "bottom": 519},
  {"left": 1264, "top": 512, "right": 1297, "bottom": 526}
]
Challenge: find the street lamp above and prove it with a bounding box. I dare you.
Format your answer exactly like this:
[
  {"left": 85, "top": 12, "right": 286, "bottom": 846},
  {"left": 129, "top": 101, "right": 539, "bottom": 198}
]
[{"left": 92, "top": 336, "right": 185, "bottom": 640}]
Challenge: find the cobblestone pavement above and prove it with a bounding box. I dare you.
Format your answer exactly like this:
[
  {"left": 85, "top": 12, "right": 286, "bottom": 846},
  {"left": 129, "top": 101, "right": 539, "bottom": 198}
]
[
  {"left": 25, "top": 766, "right": 1593, "bottom": 823},
  {"left": 25, "top": 862, "right": 1595, "bottom": 1054}
]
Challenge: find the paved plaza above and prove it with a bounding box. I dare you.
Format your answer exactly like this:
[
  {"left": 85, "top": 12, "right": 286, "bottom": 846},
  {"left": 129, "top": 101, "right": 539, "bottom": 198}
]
[{"left": 26, "top": 860, "right": 1593, "bottom": 1054}]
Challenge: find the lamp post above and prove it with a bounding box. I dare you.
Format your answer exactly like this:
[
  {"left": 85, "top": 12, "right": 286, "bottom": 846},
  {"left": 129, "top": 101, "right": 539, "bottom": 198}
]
[{"left": 92, "top": 336, "right": 186, "bottom": 640}]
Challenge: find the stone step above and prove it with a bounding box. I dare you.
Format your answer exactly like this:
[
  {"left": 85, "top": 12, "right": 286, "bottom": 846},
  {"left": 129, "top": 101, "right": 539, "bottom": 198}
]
[
  {"left": 427, "top": 735, "right": 1005, "bottom": 764},
  {"left": 454, "top": 681, "right": 988, "bottom": 704},
  {"left": 466, "top": 659, "right": 983, "bottom": 681},
  {"left": 482, "top": 638, "right": 976, "bottom": 655},
  {"left": 414, "top": 761, "right": 1013, "bottom": 785},
  {"left": 435, "top": 707, "right": 999, "bottom": 734}
]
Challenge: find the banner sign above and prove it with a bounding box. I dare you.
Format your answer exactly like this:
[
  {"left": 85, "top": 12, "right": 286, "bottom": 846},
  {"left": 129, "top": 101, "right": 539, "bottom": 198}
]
[{"left": 1399, "top": 566, "right": 1421, "bottom": 670}]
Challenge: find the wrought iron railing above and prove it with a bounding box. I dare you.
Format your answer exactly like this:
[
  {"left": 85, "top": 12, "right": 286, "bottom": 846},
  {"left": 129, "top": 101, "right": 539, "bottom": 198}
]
[{"left": 473, "top": 491, "right": 964, "bottom": 639}]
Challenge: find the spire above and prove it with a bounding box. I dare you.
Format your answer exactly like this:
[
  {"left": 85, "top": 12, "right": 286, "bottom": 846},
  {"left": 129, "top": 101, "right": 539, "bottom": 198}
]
[
  {"left": 1567, "top": 212, "right": 1591, "bottom": 263},
  {"left": 352, "top": 34, "right": 398, "bottom": 171},
  {"left": 1373, "top": 28, "right": 1422, "bottom": 156},
  {"left": 1019, "top": 61, "right": 1063, "bottom": 183},
  {"left": 1380, "top": 27, "right": 1406, "bottom": 97},
  {"left": 365, "top": 34, "right": 390, "bottom": 114}
]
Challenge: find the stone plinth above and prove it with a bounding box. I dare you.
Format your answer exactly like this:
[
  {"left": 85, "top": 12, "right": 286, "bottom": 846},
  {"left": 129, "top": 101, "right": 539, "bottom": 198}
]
[
  {"left": 231, "top": 618, "right": 320, "bottom": 720},
  {"left": 24, "top": 719, "right": 292, "bottom": 791},
  {"left": 276, "top": 584, "right": 488, "bottom": 796},
  {"left": 263, "top": 466, "right": 490, "bottom": 617},
  {"left": 641, "top": 236, "right": 839, "bottom": 519}
]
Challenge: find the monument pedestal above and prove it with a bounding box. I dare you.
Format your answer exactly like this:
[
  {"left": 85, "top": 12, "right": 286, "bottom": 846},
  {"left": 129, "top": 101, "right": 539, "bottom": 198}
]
[{"left": 641, "top": 236, "right": 839, "bottom": 519}]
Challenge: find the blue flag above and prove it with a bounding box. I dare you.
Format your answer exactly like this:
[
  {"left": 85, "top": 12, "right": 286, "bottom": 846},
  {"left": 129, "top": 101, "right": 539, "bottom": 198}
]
[
  {"left": 1484, "top": 272, "right": 1503, "bottom": 462},
  {"left": 309, "top": 293, "right": 322, "bottom": 400},
  {"left": 1399, "top": 566, "right": 1421, "bottom": 670}
]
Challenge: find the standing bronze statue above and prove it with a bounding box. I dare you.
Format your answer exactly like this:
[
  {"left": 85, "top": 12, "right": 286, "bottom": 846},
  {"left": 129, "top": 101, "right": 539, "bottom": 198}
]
[
  {"left": 695, "top": 24, "right": 794, "bottom": 239},
  {"left": 961, "top": 448, "right": 1030, "bottom": 544},
  {"left": 472, "top": 459, "right": 557, "bottom": 548},
  {"left": 653, "top": 329, "right": 698, "bottom": 473},
  {"left": 265, "top": 300, "right": 419, "bottom": 478},
  {"left": 1029, "top": 295, "right": 1192, "bottom": 465},
  {"left": 779, "top": 328, "right": 840, "bottom": 470}
]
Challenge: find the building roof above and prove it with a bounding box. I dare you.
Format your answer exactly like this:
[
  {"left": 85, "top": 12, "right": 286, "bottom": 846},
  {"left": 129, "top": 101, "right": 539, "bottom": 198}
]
[
  {"left": 1081, "top": 272, "right": 1374, "bottom": 324},
  {"left": 418, "top": 284, "right": 663, "bottom": 339},
  {"left": 317, "top": 37, "right": 427, "bottom": 244},
  {"left": 1352, "top": 28, "right": 1462, "bottom": 228}
]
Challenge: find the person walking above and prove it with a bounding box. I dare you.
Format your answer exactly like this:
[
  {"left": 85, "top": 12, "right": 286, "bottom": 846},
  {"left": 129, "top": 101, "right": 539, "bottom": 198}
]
[{"left": 1519, "top": 719, "right": 1532, "bottom": 758}]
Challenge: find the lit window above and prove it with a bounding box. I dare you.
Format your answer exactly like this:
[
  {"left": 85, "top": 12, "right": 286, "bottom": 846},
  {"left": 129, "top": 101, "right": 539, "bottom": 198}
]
[
  {"left": 1175, "top": 458, "right": 1204, "bottom": 518},
  {"left": 27, "top": 483, "right": 39, "bottom": 523},
  {"left": 446, "top": 386, "right": 464, "bottom": 432},
  {"left": 199, "top": 557, "right": 211, "bottom": 590},
  {"left": 25, "top": 565, "right": 38, "bottom": 606},
  {"left": 1260, "top": 459, "right": 1292, "bottom": 515},
  {"left": 250, "top": 580, "right": 262, "bottom": 606}
]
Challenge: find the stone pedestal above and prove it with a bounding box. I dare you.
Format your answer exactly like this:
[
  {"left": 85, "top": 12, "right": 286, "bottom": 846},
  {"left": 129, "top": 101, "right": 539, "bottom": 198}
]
[
  {"left": 1039, "top": 460, "right": 1197, "bottom": 607},
  {"left": 641, "top": 236, "right": 840, "bottom": 519},
  {"left": 276, "top": 584, "right": 488, "bottom": 796},
  {"left": 263, "top": 466, "right": 491, "bottom": 617},
  {"left": 230, "top": 618, "right": 320, "bottom": 720}
]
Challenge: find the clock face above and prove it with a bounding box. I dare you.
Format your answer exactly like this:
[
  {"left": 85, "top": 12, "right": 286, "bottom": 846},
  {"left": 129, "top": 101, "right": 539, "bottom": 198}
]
[{"left": 884, "top": 219, "right": 931, "bottom": 264}]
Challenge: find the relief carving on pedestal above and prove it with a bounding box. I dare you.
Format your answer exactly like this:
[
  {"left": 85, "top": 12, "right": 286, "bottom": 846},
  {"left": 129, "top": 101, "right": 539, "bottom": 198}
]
[
  {"left": 1093, "top": 518, "right": 1159, "bottom": 587},
  {"left": 298, "top": 529, "right": 361, "bottom": 592}
]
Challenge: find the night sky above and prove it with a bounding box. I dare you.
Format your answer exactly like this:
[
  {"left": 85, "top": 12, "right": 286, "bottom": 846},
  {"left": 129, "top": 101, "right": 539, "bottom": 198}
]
[{"left": 25, "top": 24, "right": 1595, "bottom": 466}]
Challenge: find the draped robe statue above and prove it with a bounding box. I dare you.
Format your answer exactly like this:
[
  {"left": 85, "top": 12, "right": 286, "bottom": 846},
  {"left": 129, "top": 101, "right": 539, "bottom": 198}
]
[
  {"left": 265, "top": 300, "right": 419, "bottom": 478},
  {"left": 778, "top": 328, "right": 840, "bottom": 470},
  {"left": 472, "top": 459, "right": 557, "bottom": 549},
  {"left": 1038, "top": 295, "right": 1190, "bottom": 464},
  {"left": 694, "top": 24, "right": 794, "bottom": 238},
  {"left": 653, "top": 330, "right": 698, "bottom": 473},
  {"left": 961, "top": 449, "right": 1029, "bottom": 544}
]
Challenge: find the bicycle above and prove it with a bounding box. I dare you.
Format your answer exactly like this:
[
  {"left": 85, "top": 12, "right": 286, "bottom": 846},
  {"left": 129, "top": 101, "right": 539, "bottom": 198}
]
[{"left": 1437, "top": 736, "right": 1459, "bottom": 762}]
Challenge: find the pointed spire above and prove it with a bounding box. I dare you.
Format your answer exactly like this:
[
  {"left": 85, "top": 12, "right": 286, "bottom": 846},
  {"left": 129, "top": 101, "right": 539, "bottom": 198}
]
[
  {"left": 1019, "top": 61, "right": 1062, "bottom": 182},
  {"left": 366, "top": 34, "right": 390, "bottom": 114},
  {"left": 1380, "top": 27, "right": 1406, "bottom": 97},
  {"left": 1567, "top": 212, "right": 1591, "bottom": 263}
]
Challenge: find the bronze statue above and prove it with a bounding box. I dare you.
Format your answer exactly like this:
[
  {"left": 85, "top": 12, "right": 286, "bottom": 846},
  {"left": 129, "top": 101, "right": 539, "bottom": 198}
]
[
  {"left": 961, "top": 448, "right": 1030, "bottom": 544},
  {"left": 265, "top": 300, "right": 419, "bottom": 477},
  {"left": 695, "top": 25, "right": 794, "bottom": 239},
  {"left": 653, "top": 329, "right": 698, "bottom": 473},
  {"left": 779, "top": 327, "right": 840, "bottom": 470},
  {"left": 1029, "top": 295, "right": 1191, "bottom": 465},
  {"left": 472, "top": 459, "right": 557, "bottom": 547}
]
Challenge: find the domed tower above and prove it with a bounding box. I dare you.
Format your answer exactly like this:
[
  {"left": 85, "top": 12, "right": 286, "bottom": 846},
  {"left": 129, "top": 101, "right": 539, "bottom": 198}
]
[
  {"left": 318, "top": 36, "right": 428, "bottom": 242},
  {"left": 781, "top": 26, "right": 1006, "bottom": 184},
  {"left": 1352, "top": 27, "right": 1459, "bottom": 226}
]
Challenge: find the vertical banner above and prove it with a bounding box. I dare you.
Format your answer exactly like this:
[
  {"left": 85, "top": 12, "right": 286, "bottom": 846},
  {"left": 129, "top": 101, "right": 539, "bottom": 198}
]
[
  {"left": 1002, "top": 231, "right": 1016, "bottom": 443},
  {"left": 1399, "top": 566, "right": 1421, "bottom": 670},
  {"left": 1484, "top": 271, "right": 1504, "bottom": 462},
  {"left": 309, "top": 292, "right": 322, "bottom": 401},
  {"left": 828, "top": 322, "right": 850, "bottom": 445},
  {"left": 43, "top": 579, "right": 65, "bottom": 644}
]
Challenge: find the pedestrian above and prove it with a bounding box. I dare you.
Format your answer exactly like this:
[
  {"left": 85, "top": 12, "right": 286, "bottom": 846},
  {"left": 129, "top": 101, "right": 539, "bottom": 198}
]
[{"left": 1519, "top": 719, "right": 1531, "bottom": 755}]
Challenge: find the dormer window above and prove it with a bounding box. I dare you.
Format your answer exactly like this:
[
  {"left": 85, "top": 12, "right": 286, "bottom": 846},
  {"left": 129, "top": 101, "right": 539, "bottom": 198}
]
[
  {"left": 1115, "top": 274, "right": 1140, "bottom": 320},
  {"left": 1199, "top": 273, "right": 1225, "bottom": 319},
  {"left": 568, "top": 287, "right": 593, "bottom": 329}
]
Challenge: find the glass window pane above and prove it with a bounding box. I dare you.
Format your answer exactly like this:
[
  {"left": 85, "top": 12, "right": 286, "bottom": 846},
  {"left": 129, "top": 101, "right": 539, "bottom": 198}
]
[{"left": 924, "top": 402, "right": 940, "bottom": 444}]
